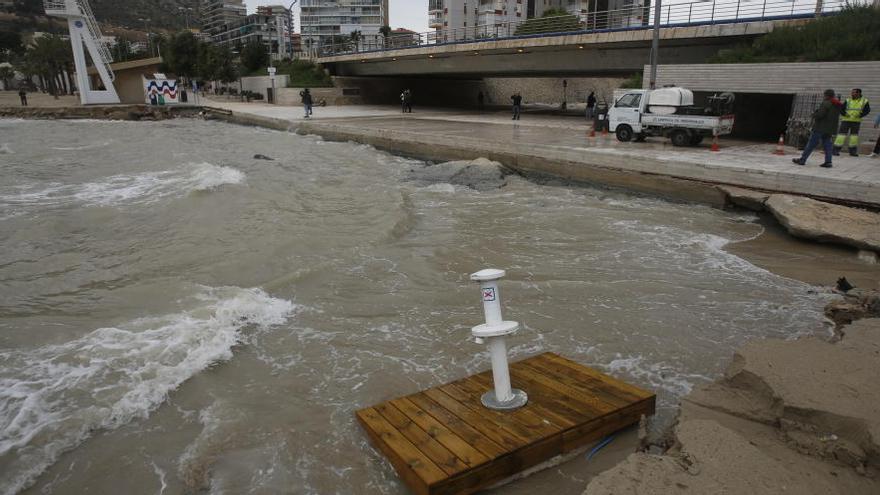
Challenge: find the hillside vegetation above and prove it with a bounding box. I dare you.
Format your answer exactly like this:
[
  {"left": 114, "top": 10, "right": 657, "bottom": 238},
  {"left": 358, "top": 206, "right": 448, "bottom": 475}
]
[{"left": 711, "top": 6, "right": 880, "bottom": 63}]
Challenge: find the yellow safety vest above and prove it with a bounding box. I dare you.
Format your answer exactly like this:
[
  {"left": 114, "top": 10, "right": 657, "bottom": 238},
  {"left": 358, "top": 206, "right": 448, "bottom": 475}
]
[{"left": 842, "top": 97, "right": 868, "bottom": 122}]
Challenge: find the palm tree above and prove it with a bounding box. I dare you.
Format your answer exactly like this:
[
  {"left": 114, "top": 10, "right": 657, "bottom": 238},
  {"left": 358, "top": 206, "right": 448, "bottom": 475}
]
[
  {"left": 349, "top": 30, "right": 361, "bottom": 52},
  {"left": 379, "top": 25, "right": 391, "bottom": 49},
  {"left": 0, "top": 65, "right": 14, "bottom": 90}
]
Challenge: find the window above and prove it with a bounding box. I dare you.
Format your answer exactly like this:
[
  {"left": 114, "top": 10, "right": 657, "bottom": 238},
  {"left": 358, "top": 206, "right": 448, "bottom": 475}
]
[{"left": 615, "top": 93, "right": 642, "bottom": 108}]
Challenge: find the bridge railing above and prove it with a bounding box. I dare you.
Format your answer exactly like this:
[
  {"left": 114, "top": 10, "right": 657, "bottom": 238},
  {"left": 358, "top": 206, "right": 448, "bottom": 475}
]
[{"left": 316, "top": 0, "right": 852, "bottom": 58}]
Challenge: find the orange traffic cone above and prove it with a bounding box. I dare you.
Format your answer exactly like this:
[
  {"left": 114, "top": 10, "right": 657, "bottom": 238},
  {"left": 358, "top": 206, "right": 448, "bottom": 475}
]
[
  {"left": 773, "top": 134, "right": 785, "bottom": 155},
  {"left": 710, "top": 134, "right": 720, "bottom": 152}
]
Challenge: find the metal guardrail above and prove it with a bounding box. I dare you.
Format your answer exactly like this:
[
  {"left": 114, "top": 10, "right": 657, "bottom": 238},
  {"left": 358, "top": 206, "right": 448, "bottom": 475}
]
[{"left": 316, "top": 0, "right": 850, "bottom": 58}]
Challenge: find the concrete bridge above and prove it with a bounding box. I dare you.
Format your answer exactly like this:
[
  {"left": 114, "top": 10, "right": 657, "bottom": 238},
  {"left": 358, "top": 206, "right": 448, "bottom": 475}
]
[{"left": 316, "top": 0, "right": 845, "bottom": 78}]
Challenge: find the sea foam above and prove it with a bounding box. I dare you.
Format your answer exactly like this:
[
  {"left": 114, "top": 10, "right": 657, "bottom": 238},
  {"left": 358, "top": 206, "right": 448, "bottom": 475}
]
[{"left": 0, "top": 286, "right": 296, "bottom": 495}]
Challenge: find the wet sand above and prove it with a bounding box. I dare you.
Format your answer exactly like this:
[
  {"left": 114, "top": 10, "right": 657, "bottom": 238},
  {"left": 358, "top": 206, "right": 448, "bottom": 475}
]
[{"left": 726, "top": 214, "right": 880, "bottom": 290}]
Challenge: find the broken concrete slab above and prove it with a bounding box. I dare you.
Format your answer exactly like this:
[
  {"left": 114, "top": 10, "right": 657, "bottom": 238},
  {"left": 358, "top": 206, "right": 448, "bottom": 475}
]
[
  {"left": 766, "top": 195, "right": 880, "bottom": 252},
  {"left": 717, "top": 185, "right": 770, "bottom": 211}
]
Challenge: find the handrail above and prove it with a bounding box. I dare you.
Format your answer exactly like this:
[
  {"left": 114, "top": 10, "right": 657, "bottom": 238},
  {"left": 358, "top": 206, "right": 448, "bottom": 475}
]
[
  {"left": 43, "top": 0, "right": 115, "bottom": 79},
  {"left": 315, "top": 0, "right": 853, "bottom": 58}
]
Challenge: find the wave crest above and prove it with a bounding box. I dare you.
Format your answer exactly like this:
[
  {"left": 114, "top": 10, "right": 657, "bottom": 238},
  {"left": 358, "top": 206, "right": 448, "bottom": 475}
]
[{"left": 0, "top": 286, "right": 296, "bottom": 495}]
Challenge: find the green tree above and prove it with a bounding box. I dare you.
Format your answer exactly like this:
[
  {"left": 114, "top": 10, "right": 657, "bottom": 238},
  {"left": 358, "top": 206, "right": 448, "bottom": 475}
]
[
  {"left": 13, "top": 0, "right": 43, "bottom": 16},
  {"left": 0, "top": 65, "right": 15, "bottom": 89},
  {"left": 349, "top": 30, "right": 361, "bottom": 52},
  {"left": 23, "top": 34, "right": 72, "bottom": 97},
  {"left": 515, "top": 9, "right": 582, "bottom": 36},
  {"left": 710, "top": 6, "right": 880, "bottom": 63},
  {"left": 112, "top": 37, "right": 133, "bottom": 63},
  {"left": 0, "top": 31, "right": 23, "bottom": 61},
  {"left": 163, "top": 31, "right": 199, "bottom": 78},
  {"left": 239, "top": 41, "right": 268, "bottom": 72}
]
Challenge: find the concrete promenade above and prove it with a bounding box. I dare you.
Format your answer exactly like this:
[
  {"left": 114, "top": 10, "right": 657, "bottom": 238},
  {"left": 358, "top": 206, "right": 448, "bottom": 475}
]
[{"left": 204, "top": 99, "right": 880, "bottom": 208}]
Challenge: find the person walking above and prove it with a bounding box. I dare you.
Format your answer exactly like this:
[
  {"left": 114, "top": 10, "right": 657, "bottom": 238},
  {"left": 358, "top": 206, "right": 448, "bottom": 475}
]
[
  {"left": 18, "top": 88, "right": 27, "bottom": 107},
  {"left": 585, "top": 91, "right": 596, "bottom": 121},
  {"left": 477, "top": 91, "right": 485, "bottom": 111},
  {"left": 404, "top": 89, "right": 413, "bottom": 113},
  {"left": 300, "top": 88, "right": 313, "bottom": 118},
  {"left": 833, "top": 88, "right": 870, "bottom": 157},
  {"left": 792, "top": 89, "right": 839, "bottom": 168},
  {"left": 871, "top": 112, "right": 880, "bottom": 158},
  {"left": 511, "top": 92, "right": 522, "bottom": 120}
]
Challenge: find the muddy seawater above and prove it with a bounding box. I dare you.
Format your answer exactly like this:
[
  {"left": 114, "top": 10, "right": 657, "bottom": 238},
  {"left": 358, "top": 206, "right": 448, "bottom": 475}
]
[{"left": 0, "top": 119, "right": 834, "bottom": 494}]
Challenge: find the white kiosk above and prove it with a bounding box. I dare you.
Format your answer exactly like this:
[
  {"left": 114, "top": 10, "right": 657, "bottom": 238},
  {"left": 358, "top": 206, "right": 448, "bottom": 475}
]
[{"left": 42, "top": 0, "right": 120, "bottom": 105}]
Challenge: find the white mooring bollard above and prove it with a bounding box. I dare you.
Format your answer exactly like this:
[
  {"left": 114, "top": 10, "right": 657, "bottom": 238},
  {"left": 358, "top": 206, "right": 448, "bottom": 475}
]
[{"left": 470, "top": 269, "right": 528, "bottom": 411}]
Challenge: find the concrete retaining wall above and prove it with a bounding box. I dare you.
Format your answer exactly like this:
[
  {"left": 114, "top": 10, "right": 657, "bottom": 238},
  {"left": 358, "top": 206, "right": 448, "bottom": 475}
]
[{"left": 276, "top": 87, "right": 362, "bottom": 106}]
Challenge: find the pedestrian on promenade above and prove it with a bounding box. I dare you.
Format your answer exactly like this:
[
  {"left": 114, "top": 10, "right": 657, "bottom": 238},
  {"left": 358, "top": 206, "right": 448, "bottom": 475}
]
[
  {"left": 586, "top": 91, "right": 596, "bottom": 121},
  {"left": 834, "top": 88, "right": 870, "bottom": 157},
  {"left": 401, "top": 89, "right": 412, "bottom": 113},
  {"left": 300, "top": 88, "right": 313, "bottom": 118},
  {"left": 477, "top": 91, "right": 485, "bottom": 111},
  {"left": 18, "top": 88, "right": 27, "bottom": 107},
  {"left": 871, "top": 112, "right": 880, "bottom": 158},
  {"left": 511, "top": 92, "right": 522, "bottom": 120},
  {"left": 792, "top": 89, "right": 839, "bottom": 168}
]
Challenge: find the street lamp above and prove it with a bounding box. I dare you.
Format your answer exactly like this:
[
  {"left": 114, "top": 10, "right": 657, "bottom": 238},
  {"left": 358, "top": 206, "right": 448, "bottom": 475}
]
[
  {"left": 649, "top": 0, "right": 661, "bottom": 89},
  {"left": 285, "top": 1, "right": 298, "bottom": 58}
]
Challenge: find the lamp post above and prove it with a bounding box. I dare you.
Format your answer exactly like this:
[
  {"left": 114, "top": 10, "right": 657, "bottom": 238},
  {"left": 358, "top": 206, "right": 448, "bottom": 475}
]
[
  {"left": 286, "top": 1, "right": 298, "bottom": 58},
  {"left": 649, "top": 0, "right": 661, "bottom": 89}
]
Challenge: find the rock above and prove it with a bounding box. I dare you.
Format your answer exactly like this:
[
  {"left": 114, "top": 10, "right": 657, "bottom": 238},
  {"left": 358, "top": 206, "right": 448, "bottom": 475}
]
[
  {"left": 407, "top": 157, "right": 509, "bottom": 191},
  {"left": 825, "top": 289, "right": 880, "bottom": 329},
  {"left": 253, "top": 154, "right": 275, "bottom": 161},
  {"left": 717, "top": 185, "right": 770, "bottom": 211},
  {"left": 765, "top": 195, "right": 880, "bottom": 252}
]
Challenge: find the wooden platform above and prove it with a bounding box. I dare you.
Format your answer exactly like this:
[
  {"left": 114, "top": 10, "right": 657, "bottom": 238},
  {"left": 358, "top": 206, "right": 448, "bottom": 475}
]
[{"left": 356, "top": 352, "right": 656, "bottom": 495}]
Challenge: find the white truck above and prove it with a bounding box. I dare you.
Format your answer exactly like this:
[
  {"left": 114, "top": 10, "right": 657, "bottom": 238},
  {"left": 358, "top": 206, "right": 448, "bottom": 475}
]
[{"left": 608, "top": 88, "right": 736, "bottom": 147}]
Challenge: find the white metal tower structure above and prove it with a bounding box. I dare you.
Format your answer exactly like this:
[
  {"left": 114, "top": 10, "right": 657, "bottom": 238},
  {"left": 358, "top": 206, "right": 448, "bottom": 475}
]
[{"left": 43, "top": 0, "right": 119, "bottom": 105}]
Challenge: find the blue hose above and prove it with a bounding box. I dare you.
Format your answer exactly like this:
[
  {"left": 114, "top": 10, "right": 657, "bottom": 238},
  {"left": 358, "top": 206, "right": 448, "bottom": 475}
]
[{"left": 587, "top": 434, "right": 616, "bottom": 461}]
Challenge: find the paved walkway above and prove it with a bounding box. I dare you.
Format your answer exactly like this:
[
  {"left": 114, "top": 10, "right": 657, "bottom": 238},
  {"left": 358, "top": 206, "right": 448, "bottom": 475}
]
[{"left": 209, "top": 99, "right": 880, "bottom": 206}]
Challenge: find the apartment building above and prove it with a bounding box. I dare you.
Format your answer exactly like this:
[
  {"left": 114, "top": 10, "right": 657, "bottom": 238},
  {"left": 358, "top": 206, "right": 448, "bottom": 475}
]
[
  {"left": 201, "top": 0, "right": 247, "bottom": 35},
  {"left": 210, "top": 12, "right": 294, "bottom": 60},
  {"left": 300, "top": 0, "right": 390, "bottom": 52},
  {"left": 429, "top": 0, "right": 645, "bottom": 39}
]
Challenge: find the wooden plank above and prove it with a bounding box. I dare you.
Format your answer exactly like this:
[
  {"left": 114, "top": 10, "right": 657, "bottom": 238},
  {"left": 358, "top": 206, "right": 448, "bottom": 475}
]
[
  {"left": 516, "top": 359, "right": 624, "bottom": 413},
  {"left": 423, "top": 387, "right": 528, "bottom": 451},
  {"left": 434, "top": 434, "right": 564, "bottom": 495},
  {"left": 390, "top": 397, "right": 491, "bottom": 468},
  {"left": 374, "top": 402, "right": 470, "bottom": 476},
  {"left": 521, "top": 356, "right": 637, "bottom": 409},
  {"left": 543, "top": 353, "right": 654, "bottom": 401},
  {"left": 438, "top": 381, "right": 544, "bottom": 445},
  {"left": 507, "top": 366, "right": 602, "bottom": 423},
  {"left": 561, "top": 397, "right": 656, "bottom": 453},
  {"left": 468, "top": 371, "right": 577, "bottom": 430},
  {"left": 356, "top": 407, "right": 446, "bottom": 495},
  {"left": 451, "top": 376, "right": 559, "bottom": 438},
  {"left": 408, "top": 393, "right": 508, "bottom": 459}
]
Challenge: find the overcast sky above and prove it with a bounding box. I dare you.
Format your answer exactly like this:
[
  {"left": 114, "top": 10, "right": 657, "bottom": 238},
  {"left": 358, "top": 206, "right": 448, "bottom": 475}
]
[{"left": 248, "top": 0, "right": 430, "bottom": 34}]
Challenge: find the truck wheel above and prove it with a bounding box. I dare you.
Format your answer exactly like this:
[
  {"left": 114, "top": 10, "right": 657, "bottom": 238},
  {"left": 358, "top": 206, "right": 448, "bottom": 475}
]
[
  {"left": 690, "top": 134, "right": 704, "bottom": 146},
  {"left": 616, "top": 125, "right": 633, "bottom": 142},
  {"left": 670, "top": 129, "right": 691, "bottom": 147}
]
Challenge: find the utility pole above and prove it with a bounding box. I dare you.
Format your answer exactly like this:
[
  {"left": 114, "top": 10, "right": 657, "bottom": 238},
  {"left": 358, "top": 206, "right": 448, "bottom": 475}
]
[{"left": 649, "top": 0, "right": 662, "bottom": 89}]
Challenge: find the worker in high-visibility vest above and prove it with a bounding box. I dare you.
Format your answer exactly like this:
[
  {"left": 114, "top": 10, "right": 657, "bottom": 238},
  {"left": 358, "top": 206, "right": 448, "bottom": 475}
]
[{"left": 833, "top": 88, "right": 871, "bottom": 157}]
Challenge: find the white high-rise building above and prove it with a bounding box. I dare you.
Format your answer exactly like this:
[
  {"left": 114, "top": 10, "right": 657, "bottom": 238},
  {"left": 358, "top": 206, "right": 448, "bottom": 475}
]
[
  {"left": 300, "top": 0, "right": 390, "bottom": 53},
  {"left": 429, "top": 1, "right": 645, "bottom": 41},
  {"left": 201, "top": 0, "right": 248, "bottom": 35}
]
